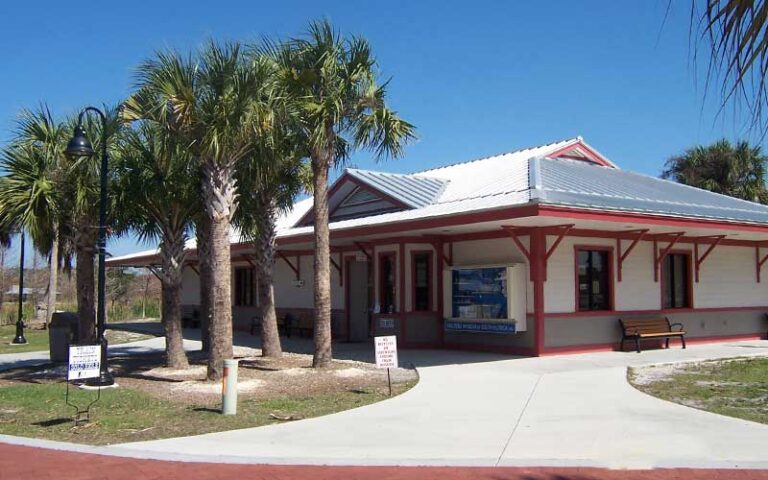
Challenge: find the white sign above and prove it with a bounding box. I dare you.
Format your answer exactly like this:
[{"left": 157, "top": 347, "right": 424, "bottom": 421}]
[
  {"left": 68, "top": 345, "right": 101, "bottom": 381},
  {"left": 374, "top": 335, "right": 398, "bottom": 369}
]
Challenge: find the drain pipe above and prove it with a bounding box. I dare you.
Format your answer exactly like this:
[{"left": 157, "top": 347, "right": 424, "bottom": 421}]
[{"left": 221, "top": 359, "right": 239, "bottom": 415}]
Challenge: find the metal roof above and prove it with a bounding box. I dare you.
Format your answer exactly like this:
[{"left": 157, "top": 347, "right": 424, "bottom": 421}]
[
  {"left": 345, "top": 169, "right": 448, "bottom": 208},
  {"left": 533, "top": 157, "right": 768, "bottom": 224}
]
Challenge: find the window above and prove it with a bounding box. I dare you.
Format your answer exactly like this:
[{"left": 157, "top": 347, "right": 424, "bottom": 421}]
[
  {"left": 576, "top": 249, "right": 611, "bottom": 311},
  {"left": 234, "top": 267, "right": 255, "bottom": 307},
  {"left": 412, "top": 252, "right": 432, "bottom": 311},
  {"left": 379, "top": 253, "right": 396, "bottom": 313},
  {"left": 451, "top": 267, "right": 508, "bottom": 319},
  {"left": 663, "top": 253, "right": 691, "bottom": 309}
]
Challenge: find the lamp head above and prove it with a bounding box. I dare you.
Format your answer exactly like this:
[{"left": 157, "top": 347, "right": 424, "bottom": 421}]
[{"left": 64, "top": 124, "right": 94, "bottom": 158}]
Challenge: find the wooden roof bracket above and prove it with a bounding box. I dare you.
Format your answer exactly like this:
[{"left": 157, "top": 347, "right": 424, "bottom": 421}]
[
  {"left": 652, "top": 232, "right": 685, "bottom": 282},
  {"left": 693, "top": 235, "right": 726, "bottom": 283},
  {"left": 146, "top": 265, "right": 162, "bottom": 281},
  {"left": 277, "top": 251, "right": 300, "bottom": 280},
  {"left": 503, "top": 224, "right": 573, "bottom": 281},
  {"left": 756, "top": 243, "right": 768, "bottom": 283},
  {"left": 330, "top": 253, "right": 343, "bottom": 286},
  {"left": 616, "top": 229, "right": 649, "bottom": 282},
  {"left": 353, "top": 241, "right": 373, "bottom": 261}
]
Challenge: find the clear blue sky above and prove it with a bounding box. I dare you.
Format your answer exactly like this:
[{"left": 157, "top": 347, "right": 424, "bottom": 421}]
[{"left": 0, "top": 0, "right": 756, "bottom": 262}]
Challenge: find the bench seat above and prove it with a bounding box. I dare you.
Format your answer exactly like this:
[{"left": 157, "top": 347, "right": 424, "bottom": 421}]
[{"left": 619, "top": 317, "right": 686, "bottom": 353}]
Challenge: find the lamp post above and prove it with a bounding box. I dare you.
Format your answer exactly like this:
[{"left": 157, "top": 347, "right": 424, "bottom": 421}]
[
  {"left": 65, "top": 106, "right": 114, "bottom": 386},
  {"left": 11, "top": 231, "right": 27, "bottom": 344}
]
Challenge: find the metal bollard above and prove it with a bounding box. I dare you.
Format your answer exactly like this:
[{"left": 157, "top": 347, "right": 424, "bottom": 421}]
[{"left": 221, "top": 359, "right": 239, "bottom": 415}]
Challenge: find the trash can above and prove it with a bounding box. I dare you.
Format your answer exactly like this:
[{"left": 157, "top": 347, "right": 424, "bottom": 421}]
[{"left": 49, "top": 312, "right": 80, "bottom": 362}]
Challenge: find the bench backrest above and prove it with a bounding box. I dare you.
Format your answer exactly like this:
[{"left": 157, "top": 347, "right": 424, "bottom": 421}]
[{"left": 619, "top": 317, "right": 671, "bottom": 334}]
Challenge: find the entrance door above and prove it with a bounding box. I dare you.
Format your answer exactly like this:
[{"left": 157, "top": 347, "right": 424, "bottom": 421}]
[{"left": 347, "top": 260, "right": 370, "bottom": 341}]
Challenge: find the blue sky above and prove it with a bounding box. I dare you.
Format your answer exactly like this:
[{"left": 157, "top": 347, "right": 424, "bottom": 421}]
[{"left": 0, "top": 0, "right": 756, "bottom": 263}]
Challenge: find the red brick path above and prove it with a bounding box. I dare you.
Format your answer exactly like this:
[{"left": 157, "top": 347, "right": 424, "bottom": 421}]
[{"left": 0, "top": 443, "right": 766, "bottom": 480}]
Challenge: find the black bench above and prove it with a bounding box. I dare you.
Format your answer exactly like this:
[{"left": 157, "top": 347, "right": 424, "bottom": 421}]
[{"left": 619, "top": 317, "right": 686, "bottom": 353}]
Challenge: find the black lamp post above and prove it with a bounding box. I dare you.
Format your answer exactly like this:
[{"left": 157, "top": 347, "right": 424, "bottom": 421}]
[
  {"left": 65, "top": 107, "right": 114, "bottom": 386},
  {"left": 11, "top": 231, "right": 27, "bottom": 344}
]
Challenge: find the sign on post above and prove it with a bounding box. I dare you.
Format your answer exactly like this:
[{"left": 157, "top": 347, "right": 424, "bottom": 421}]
[
  {"left": 375, "top": 335, "right": 398, "bottom": 368},
  {"left": 67, "top": 344, "right": 102, "bottom": 381}
]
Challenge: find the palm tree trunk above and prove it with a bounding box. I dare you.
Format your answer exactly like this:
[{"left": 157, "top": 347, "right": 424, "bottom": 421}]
[
  {"left": 196, "top": 215, "right": 212, "bottom": 353},
  {"left": 202, "top": 162, "right": 235, "bottom": 381},
  {"left": 255, "top": 195, "right": 281, "bottom": 358},
  {"left": 45, "top": 225, "right": 60, "bottom": 329},
  {"left": 311, "top": 154, "right": 333, "bottom": 368},
  {"left": 160, "top": 230, "right": 189, "bottom": 369},
  {"left": 75, "top": 216, "right": 97, "bottom": 343}
]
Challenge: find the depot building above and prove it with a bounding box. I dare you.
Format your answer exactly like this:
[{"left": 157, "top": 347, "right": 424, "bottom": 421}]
[{"left": 108, "top": 137, "right": 768, "bottom": 355}]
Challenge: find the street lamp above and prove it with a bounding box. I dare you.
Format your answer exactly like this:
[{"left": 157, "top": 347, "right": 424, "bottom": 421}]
[
  {"left": 65, "top": 107, "right": 114, "bottom": 386},
  {"left": 11, "top": 231, "right": 27, "bottom": 344}
]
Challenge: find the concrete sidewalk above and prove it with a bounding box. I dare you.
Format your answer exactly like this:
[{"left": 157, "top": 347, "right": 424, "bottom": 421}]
[{"left": 104, "top": 340, "right": 768, "bottom": 469}]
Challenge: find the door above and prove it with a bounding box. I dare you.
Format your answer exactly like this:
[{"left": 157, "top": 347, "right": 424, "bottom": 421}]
[{"left": 347, "top": 260, "right": 370, "bottom": 341}]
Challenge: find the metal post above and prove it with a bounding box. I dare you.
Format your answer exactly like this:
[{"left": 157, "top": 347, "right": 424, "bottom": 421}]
[
  {"left": 94, "top": 115, "right": 113, "bottom": 386},
  {"left": 12, "top": 231, "right": 27, "bottom": 344},
  {"left": 222, "top": 359, "right": 239, "bottom": 415}
]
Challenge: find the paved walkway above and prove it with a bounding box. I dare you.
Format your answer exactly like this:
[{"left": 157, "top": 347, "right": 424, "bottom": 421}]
[
  {"left": 2, "top": 443, "right": 768, "bottom": 480},
  {"left": 2, "top": 327, "right": 768, "bottom": 470}
]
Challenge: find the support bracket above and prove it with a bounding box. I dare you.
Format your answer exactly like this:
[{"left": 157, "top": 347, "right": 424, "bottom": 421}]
[
  {"left": 503, "top": 224, "right": 573, "bottom": 281},
  {"left": 616, "top": 229, "right": 649, "bottom": 282},
  {"left": 277, "top": 251, "right": 300, "bottom": 280},
  {"left": 354, "top": 241, "right": 372, "bottom": 261},
  {"left": 693, "top": 235, "right": 726, "bottom": 283},
  {"left": 653, "top": 232, "right": 685, "bottom": 282},
  {"left": 330, "top": 253, "right": 343, "bottom": 286},
  {"left": 757, "top": 244, "right": 768, "bottom": 283}
]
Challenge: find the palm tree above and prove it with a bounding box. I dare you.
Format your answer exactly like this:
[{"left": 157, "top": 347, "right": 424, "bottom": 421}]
[
  {"left": 662, "top": 139, "right": 768, "bottom": 202},
  {"left": 126, "top": 43, "right": 275, "bottom": 380},
  {"left": 273, "top": 20, "right": 415, "bottom": 367},
  {"left": 115, "top": 121, "right": 196, "bottom": 368},
  {"left": 0, "top": 106, "right": 67, "bottom": 329},
  {"left": 234, "top": 61, "right": 307, "bottom": 356},
  {"left": 695, "top": 0, "right": 768, "bottom": 132}
]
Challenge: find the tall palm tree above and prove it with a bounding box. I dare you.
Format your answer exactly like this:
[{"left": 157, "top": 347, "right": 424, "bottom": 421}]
[
  {"left": 126, "top": 43, "right": 274, "bottom": 380},
  {"left": 273, "top": 20, "right": 415, "bottom": 367},
  {"left": 662, "top": 139, "right": 768, "bottom": 202},
  {"left": 235, "top": 66, "right": 307, "bottom": 357},
  {"left": 0, "top": 106, "right": 67, "bottom": 328},
  {"left": 115, "top": 121, "right": 196, "bottom": 368}
]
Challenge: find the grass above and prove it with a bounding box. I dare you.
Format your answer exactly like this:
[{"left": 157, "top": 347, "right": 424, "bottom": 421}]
[
  {"left": 0, "top": 325, "right": 155, "bottom": 355},
  {"left": 0, "top": 380, "right": 415, "bottom": 445},
  {"left": 629, "top": 356, "right": 768, "bottom": 425}
]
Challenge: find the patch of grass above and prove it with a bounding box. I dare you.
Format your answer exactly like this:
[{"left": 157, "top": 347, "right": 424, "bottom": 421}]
[
  {"left": 0, "top": 380, "right": 415, "bottom": 445},
  {"left": 0, "top": 325, "right": 155, "bottom": 355},
  {"left": 0, "top": 326, "right": 49, "bottom": 354},
  {"left": 629, "top": 357, "right": 768, "bottom": 425}
]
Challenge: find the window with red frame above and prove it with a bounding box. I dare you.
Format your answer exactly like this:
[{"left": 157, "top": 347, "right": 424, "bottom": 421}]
[
  {"left": 412, "top": 252, "right": 432, "bottom": 311},
  {"left": 576, "top": 249, "right": 611, "bottom": 311},
  {"left": 379, "top": 254, "right": 396, "bottom": 313},
  {"left": 662, "top": 253, "right": 690, "bottom": 309}
]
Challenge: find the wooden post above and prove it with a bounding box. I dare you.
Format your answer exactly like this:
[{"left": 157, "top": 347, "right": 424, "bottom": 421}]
[{"left": 530, "top": 229, "right": 546, "bottom": 356}]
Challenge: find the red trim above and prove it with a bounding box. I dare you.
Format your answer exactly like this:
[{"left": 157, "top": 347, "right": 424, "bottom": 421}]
[
  {"left": 297, "top": 172, "right": 411, "bottom": 227},
  {"left": 548, "top": 139, "right": 616, "bottom": 168},
  {"left": 693, "top": 235, "right": 725, "bottom": 282},
  {"left": 377, "top": 251, "right": 397, "bottom": 315},
  {"left": 538, "top": 205, "right": 768, "bottom": 234},
  {"left": 616, "top": 229, "right": 648, "bottom": 282},
  {"left": 399, "top": 242, "right": 406, "bottom": 343},
  {"left": 436, "top": 241, "right": 445, "bottom": 345},
  {"left": 659, "top": 249, "right": 694, "bottom": 311},
  {"left": 330, "top": 253, "right": 342, "bottom": 286},
  {"left": 541, "top": 332, "right": 765, "bottom": 355},
  {"left": 573, "top": 244, "right": 616, "bottom": 313},
  {"left": 410, "top": 250, "right": 434, "bottom": 313},
  {"left": 545, "top": 304, "right": 768, "bottom": 318},
  {"left": 652, "top": 232, "right": 685, "bottom": 282},
  {"left": 530, "top": 229, "right": 546, "bottom": 356},
  {"left": 276, "top": 251, "right": 300, "bottom": 280},
  {"left": 757, "top": 245, "right": 768, "bottom": 283}
]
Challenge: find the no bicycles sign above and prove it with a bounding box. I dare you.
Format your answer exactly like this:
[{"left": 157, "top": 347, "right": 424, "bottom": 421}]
[
  {"left": 374, "top": 335, "right": 398, "bottom": 369},
  {"left": 67, "top": 344, "right": 101, "bottom": 381}
]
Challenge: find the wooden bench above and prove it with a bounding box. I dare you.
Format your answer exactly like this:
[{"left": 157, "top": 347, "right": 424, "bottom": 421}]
[{"left": 619, "top": 317, "right": 686, "bottom": 353}]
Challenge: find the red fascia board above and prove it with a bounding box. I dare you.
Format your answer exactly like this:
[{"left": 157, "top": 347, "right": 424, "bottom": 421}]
[{"left": 547, "top": 140, "right": 615, "bottom": 168}]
